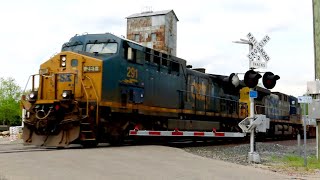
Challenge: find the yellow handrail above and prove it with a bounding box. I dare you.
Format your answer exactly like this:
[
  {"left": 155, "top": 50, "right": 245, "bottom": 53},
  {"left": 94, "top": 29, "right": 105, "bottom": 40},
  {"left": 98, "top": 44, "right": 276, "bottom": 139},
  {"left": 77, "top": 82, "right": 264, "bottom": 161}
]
[
  {"left": 83, "top": 75, "right": 99, "bottom": 125},
  {"left": 81, "top": 75, "right": 99, "bottom": 125},
  {"left": 80, "top": 79, "right": 89, "bottom": 117}
]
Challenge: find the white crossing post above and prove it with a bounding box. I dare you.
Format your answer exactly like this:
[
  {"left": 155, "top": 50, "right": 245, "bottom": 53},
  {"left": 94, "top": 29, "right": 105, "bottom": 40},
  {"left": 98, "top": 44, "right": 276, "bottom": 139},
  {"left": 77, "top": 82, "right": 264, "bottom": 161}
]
[
  {"left": 247, "top": 42, "right": 260, "bottom": 163},
  {"left": 250, "top": 88, "right": 255, "bottom": 154},
  {"left": 249, "top": 44, "right": 255, "bottom": 156}
]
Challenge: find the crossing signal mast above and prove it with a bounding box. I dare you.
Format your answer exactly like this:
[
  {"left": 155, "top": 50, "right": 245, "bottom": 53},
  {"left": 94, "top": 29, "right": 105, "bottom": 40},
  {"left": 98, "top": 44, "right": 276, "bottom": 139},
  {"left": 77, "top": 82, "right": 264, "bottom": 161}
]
[{"left": 234, "top": 32, "right": 280, "bottom": 164}]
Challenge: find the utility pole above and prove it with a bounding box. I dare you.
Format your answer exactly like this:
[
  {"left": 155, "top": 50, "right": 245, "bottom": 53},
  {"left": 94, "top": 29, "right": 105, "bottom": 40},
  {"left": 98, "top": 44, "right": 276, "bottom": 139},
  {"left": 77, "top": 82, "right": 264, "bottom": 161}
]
[{"left": 311, "top": 0, "right": 320, "bottom": 160}]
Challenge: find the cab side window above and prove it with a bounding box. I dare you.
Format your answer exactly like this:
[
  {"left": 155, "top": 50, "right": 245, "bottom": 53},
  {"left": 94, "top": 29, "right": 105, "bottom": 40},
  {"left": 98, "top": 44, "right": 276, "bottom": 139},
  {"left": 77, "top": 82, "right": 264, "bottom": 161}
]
[{"left": 123, "top": 41, "right": 144, "bottom": 64}]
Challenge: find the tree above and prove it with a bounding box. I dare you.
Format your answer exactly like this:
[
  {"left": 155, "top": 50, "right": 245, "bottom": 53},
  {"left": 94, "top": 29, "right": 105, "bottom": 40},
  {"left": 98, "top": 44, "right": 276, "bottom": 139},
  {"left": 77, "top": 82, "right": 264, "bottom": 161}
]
[{"left": 0, "top": 77, "right": 22, "bottom": 126}]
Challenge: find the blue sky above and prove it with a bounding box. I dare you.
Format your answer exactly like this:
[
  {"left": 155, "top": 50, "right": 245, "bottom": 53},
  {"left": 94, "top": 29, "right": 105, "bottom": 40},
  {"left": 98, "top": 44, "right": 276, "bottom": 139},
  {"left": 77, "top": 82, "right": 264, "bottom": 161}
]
[{"left": 0, "top": 0, "right": 314, "bottom": 96}]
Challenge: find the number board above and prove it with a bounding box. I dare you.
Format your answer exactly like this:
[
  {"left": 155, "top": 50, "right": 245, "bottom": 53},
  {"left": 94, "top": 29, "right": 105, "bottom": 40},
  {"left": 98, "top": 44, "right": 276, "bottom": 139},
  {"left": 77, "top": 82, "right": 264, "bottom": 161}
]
[{"left": 83, "top": 66, "right": 100, "bottom": 72}]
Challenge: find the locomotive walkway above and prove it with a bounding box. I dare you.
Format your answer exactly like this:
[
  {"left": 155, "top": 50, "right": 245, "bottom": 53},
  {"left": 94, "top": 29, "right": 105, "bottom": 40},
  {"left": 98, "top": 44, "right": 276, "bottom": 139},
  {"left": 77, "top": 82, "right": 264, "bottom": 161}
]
[{"left": 0, "top": 140, "right": 295, "bottom": 180}]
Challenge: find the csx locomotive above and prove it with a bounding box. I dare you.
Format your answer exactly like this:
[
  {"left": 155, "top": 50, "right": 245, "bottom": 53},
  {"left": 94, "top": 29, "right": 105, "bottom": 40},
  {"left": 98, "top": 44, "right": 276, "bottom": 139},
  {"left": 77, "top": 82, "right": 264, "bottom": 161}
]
[{"left": 20, "top": 33, "right": 310, "bottom": 147}]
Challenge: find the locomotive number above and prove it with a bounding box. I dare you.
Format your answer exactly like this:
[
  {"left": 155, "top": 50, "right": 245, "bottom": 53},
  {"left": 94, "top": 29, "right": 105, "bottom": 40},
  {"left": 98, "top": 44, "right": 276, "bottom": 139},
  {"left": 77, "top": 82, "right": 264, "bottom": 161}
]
[
  {"left": 59, "top": 74, "right": 72, "bottom": 82},
  {"left": 127, "top": 67, "right": 138, "bottom": 79}
]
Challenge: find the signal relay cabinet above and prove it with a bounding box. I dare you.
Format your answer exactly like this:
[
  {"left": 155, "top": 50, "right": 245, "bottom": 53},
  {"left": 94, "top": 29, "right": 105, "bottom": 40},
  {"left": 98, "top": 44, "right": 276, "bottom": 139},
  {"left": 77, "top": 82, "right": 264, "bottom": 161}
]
[{"left": 308, "top": 81, "right": 320, "bottom": 118}]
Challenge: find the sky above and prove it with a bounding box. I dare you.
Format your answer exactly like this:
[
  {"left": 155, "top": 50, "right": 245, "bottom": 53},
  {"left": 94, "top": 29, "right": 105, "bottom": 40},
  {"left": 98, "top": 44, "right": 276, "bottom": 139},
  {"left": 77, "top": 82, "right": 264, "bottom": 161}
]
[{"left": 0, "top": 0, "right": 314, "bottom": 97}]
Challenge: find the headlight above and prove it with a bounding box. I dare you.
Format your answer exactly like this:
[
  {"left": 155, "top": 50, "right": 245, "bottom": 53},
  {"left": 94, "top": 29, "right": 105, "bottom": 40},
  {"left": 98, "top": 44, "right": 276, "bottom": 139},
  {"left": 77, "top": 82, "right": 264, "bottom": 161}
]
[
  {"left": 61, "top": 56, "right": 66, "bottom": 61},
  {"left": 61, "top": 90, "right": 72, "bottom": 99},
  {"left": 61, "top": 62, "right": 66, "bottom": 67},
  {"left": 62, "top": 92, "right": 68, "bottom": 98},
  {"left": 29, "top": 93, "right": 35, "bottom": 99},
  {"left": 28, "top": 91, "right": 38, "bottom": 102}
]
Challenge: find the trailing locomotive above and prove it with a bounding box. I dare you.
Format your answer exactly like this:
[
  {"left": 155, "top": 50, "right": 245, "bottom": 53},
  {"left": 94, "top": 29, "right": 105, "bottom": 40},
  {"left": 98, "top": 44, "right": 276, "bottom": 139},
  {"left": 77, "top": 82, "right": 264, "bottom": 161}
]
[
  {"left": 240, "top": 88, "right": 315, "bottom": 138},
  {"left": 20, "top": 33, "right": 309, "bottom": 147}
]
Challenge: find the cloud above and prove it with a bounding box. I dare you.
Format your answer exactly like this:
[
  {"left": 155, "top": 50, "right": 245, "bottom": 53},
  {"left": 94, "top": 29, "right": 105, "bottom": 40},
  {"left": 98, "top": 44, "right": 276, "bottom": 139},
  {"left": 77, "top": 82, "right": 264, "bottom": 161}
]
[
  {"left": 221, "top": 0, "right": 269, "bottom": 14},
  {"left": 0, "top": 0, "right": 314, "bottom": 97}
]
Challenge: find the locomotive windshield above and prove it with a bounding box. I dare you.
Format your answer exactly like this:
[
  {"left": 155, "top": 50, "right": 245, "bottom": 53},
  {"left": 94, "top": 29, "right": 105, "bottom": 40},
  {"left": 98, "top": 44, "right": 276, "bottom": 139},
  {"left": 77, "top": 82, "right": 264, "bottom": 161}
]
[
  {"left": 62, "top": 44, "right": 83, "bottom": 52},
  {"left": 85, "top": 42, "right": 118, "bottom": 54}
]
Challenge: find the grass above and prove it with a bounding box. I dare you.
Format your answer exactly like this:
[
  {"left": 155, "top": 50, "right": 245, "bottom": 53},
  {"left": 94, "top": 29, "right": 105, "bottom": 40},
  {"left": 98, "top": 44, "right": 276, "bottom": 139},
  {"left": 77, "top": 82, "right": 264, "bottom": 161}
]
[
  {"left": 284, "top": 155, "right": 320, "bottom": 169},
  {"left": 271, "top": 154, "right": 320, "bottom": 171}
]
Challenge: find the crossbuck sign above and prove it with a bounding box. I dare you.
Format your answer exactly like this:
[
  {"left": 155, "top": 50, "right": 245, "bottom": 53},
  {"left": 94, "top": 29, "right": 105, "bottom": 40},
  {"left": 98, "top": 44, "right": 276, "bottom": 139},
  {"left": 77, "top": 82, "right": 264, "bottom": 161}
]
[{"left": 247, "top": 33, "right": 271, "bottom": 69}]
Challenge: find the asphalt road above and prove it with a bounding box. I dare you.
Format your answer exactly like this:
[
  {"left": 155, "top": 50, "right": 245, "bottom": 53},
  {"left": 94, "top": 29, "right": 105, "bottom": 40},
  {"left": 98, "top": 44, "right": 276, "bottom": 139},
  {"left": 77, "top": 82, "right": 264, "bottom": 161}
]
[{"left": 0, "top": 140, "right": 293, "bottom": 180}]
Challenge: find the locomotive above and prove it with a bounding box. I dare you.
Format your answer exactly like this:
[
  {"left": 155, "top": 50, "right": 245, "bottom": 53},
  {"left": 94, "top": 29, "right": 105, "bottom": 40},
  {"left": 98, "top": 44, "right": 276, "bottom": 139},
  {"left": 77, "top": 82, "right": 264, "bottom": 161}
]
[
  {"left": 240, "top": 87, "right": 310, "bottom": 138},
  {"left": 20, "top": 33, "right": 309, "bottom": 147}
]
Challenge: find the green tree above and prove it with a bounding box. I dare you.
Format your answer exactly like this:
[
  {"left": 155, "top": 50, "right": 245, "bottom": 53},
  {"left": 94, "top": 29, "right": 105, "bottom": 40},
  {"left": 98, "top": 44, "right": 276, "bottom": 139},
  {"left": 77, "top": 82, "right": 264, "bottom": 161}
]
[{"left": 0, "top": 77, "right": 22, "bottom": 126}]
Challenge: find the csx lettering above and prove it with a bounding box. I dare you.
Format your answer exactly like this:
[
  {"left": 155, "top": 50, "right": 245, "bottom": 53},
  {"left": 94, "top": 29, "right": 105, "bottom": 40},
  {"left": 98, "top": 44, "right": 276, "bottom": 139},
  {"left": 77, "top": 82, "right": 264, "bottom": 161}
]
[
  {"left": 127, "top": 67, "right": 138, "bottom": 79},
  {"left": 59, "top": 74, "right": 72, "bottom": 82}
]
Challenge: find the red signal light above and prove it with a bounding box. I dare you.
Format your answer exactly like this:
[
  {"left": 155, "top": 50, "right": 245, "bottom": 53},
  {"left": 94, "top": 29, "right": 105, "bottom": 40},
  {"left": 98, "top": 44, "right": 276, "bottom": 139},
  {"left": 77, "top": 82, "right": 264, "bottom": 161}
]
[
  {"left": 244, "top": 70, "right": 262, "bottom": 88},
  {"left": 262, "top": 72, "right": 280, "bottom": 89}
]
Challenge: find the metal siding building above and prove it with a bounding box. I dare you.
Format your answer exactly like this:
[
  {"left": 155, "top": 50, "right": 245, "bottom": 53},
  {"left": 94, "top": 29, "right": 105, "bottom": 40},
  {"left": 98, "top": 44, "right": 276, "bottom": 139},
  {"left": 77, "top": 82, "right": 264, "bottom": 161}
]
[{"left": 126, "top": 10, "right": 178, "bottom": 56}]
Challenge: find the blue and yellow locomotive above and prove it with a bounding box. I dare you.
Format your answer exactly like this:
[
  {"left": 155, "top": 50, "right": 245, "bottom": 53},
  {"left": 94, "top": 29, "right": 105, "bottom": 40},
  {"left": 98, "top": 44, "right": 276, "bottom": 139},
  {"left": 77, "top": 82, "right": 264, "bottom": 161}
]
[
  {"left": 20, "top": 33, "right": 246, "bottom": 147},
  {"left": 20, "top": 33, "right": 310, "bottom": 147}
]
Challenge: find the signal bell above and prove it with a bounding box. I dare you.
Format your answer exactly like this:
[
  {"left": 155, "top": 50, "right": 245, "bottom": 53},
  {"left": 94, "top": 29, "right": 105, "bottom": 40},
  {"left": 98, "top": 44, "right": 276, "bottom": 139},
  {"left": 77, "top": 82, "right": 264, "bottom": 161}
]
[
  {"left": 244, "top": 70, "right": 262, "bottom": 88},
  {"left": 262, "top": 72, "right": 280, "bottom": 89}
]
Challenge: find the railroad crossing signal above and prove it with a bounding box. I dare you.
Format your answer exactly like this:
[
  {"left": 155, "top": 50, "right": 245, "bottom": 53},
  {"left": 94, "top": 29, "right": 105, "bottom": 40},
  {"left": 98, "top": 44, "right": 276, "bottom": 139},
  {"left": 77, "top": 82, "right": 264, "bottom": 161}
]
[
  {"left": 244, "top": 70, "right": 262, "bottom": 88},
  {"left": 262, "top": 72, "right": 280, "bottom": 89},
  {"left": 224, "top": 73, "right": 240, "bottom": 87},
  {"left": 247, "top": 33, "right": 270, "bottom": 69},
  {"left": 234, "top": 33, "right": 275, "bottom": 164},
  {"left": 244, "top": 70, "right": 280, "bottom": 89}
]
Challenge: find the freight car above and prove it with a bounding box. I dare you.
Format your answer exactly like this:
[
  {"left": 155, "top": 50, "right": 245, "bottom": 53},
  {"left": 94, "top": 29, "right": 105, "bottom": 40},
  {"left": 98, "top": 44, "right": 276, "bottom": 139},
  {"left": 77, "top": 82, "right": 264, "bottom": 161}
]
[{"left": 20, "top": 33, "right": 306, "bottom": 147}]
